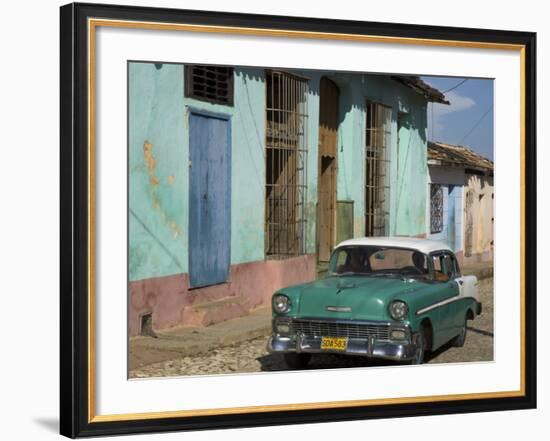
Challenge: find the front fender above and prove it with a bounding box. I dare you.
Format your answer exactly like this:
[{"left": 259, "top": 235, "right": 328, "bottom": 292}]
[{"left": 401, "top": 283, "right": 451, "bottom": 330}]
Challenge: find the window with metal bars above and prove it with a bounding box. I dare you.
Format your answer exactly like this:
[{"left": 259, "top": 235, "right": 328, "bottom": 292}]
[
  {"left": 265, "top": 70, "right": 309, "bottom": 259},
  {"left": 185, "top": 65, "right": 234, "bottom": 105},
  {"left": 430, "top": 184, "right": 444, "bottom": 234},
  {"left": 365, "top": 102, "right": 391, "bottom": 237}
]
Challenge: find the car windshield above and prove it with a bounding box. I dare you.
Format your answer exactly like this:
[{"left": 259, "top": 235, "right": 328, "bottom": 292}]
[{"left": 328, "top": 245, "right": 430, "bottom": 278}]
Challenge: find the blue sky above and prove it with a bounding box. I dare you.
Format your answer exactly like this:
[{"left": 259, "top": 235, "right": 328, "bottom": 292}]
[{"left": 421, "top": 76, "right": 494, "bottom": 161}]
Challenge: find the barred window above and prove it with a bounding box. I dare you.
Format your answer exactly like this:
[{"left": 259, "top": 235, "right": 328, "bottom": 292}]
[
  {"left": 430, "top": 184, "right": 444, "bottom": 234},
  {"left": 265, "top": 71, "right": 309, "bottom": 259},
  {"left": 365, "top": 102, "right": 391, "bottom": 236},
  {"left": 185, "top": 65, "right": 234, "bottom": 105}
]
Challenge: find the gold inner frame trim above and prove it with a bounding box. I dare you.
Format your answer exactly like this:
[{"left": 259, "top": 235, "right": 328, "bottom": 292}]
[
  {"left": 91, "top": 390, "right": 524, "bottom": 423},
  {"left": 519, "top": 47, "right": 526, "bottom": 396},
  {"left": 87, "top": 17, "right": 527, "bottom": 423}
]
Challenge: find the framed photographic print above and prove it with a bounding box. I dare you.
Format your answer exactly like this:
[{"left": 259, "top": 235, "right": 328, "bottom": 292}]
[{"left": 60, "top": 2, "right": 537, "bottom": 438}]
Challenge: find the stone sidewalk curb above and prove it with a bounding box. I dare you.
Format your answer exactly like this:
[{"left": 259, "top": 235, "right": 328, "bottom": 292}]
[{"left": 129, "top": 307, "right": 272, "bottom": 370}]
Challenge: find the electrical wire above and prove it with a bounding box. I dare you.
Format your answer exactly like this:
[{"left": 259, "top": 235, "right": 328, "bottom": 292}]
[
  {"left": 459, "top": 104, "right": 493, "bottom": 144},
  {"left": 430, "top": 79, "right": 468, "bottom": 141},
  {"left": 443, "top": 79, "right": 468, "bottom": 94}
]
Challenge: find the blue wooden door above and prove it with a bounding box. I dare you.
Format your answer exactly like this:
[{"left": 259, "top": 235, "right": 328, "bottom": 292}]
[{"left": 189, "top": 110, "right": 231, "bottom": 288}]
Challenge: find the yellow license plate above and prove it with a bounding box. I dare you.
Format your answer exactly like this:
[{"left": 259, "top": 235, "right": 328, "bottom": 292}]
[{"left": 320, "top": 337, "right": 348, "bottom": 351}]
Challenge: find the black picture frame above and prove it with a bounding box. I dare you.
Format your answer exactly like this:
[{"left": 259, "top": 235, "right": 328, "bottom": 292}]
[{"left": 60, "top": 2, "right": 537, "bottom": 438}]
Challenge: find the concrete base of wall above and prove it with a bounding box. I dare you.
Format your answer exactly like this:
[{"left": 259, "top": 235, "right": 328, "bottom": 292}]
[
  {"left": 463, "top": 249, "right": 493, "bottom": 267},
  {"left": 129, "top": 254, "right": 316, "bottom": 336}
]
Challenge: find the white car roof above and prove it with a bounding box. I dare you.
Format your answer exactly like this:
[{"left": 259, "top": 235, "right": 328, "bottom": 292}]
[{"left": 334, "top": 236, "right": 453, "bottom": 255}]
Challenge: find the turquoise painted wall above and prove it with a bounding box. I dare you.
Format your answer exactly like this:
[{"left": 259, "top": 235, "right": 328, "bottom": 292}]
[
  {"left": 302, "top": 74, "right": 320, "bottom": 254},
  {"left": 357, "top": 74, "right": 428, "bottom": 237},
  {"left": 129, "top": 63, "right": 265, "bottom": 282},
  {"left": 129, "top": 63, "right": 187, "bottom": 281},
  {"left": 296, "top": 72, "right": 428, "bottom": 239},
  {"left": 129, "top": 64, "right": 430, "bottom": 282}
]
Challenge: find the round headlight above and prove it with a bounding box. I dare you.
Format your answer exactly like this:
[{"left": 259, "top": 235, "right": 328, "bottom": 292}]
[
  {"left": 273, "top": 294, "right": 291, "bottom": 313},
  {"left": 389, "top": 300, "right": 409, "bottom": 321}
]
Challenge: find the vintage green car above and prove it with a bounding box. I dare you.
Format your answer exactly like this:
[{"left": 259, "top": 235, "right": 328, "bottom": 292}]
[{"left": 267, "top": 237, "right": 482, "bottom": 368}]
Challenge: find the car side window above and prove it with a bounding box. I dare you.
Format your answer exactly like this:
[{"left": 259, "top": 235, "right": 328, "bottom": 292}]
[
  {"left": 431, "top": 252, "right": 458, "bottom": 282},
  {"left": 432, "top": 254, "right": 450, "bottom": 282},
  {"left": 451, "top": 254, "right": 461, "bottom": 277},
  {"left": 443, "top": 254, "right": 455, "bottom": 279}
]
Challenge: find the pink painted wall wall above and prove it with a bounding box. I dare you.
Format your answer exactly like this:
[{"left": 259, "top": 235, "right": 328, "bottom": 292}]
[{"left": 129, "top": 254, "right": 316, "bottom": 336}]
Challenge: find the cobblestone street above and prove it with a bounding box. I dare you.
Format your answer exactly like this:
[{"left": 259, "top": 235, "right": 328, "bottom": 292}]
[{"left": 130, "top": 277, "right": 493, "bottom": 378}]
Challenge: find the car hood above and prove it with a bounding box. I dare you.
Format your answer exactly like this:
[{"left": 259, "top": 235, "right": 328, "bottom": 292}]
[{"left": 295, "top": 276, "right": 424, "bottom": 321}]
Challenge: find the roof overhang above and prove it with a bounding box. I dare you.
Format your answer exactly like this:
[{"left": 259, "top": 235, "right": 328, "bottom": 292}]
[
  {"left": 391, "top": 75, "right": 449, "bottom": 105},
  {"left": 428, "top": 141, "right": 494, "bottom": 175}
]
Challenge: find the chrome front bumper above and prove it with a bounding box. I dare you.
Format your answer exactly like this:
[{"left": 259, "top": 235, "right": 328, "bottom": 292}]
[{"left": 267, "top": 319, "right": 418, "bottom": 361}]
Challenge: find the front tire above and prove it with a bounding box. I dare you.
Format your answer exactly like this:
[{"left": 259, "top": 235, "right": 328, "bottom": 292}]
[
  {"left": 453, "top": 314, "right": 468, "bottom": 347},
  {"left": 284, "top": 353, "right": 311, "bottom": 370},
  {"left": 410, "top": 328, "right": 426, "bottom": 365}
]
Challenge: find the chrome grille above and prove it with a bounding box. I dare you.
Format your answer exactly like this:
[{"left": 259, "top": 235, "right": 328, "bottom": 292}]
[{"left": 290, "top": 319, "right": 391, "bottom": 340}]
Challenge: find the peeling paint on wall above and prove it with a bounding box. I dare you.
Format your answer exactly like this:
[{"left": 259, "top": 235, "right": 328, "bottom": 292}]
[
  {"left": 143, "top": 140, "right": 159, "bottom": 186},
  {"left": 129, "top": 63, "right": 188, "bottom": 281},
  {"left": 464, "top": 174, "right": 494, "bottom": 262}
]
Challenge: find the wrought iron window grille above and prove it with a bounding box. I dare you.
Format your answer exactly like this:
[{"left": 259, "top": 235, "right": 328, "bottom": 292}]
[
  {"left": 185, "top": 65, "right": 234, "bottom": 106},
  {"left": 430, "top": 184, "right": 444, "bottom": 234},
  {"left": 265, "top": 70, "right": 309, "bottom": 259},
  {"left": 365, "top": 102, "right": 391, "bottom": 237}
]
